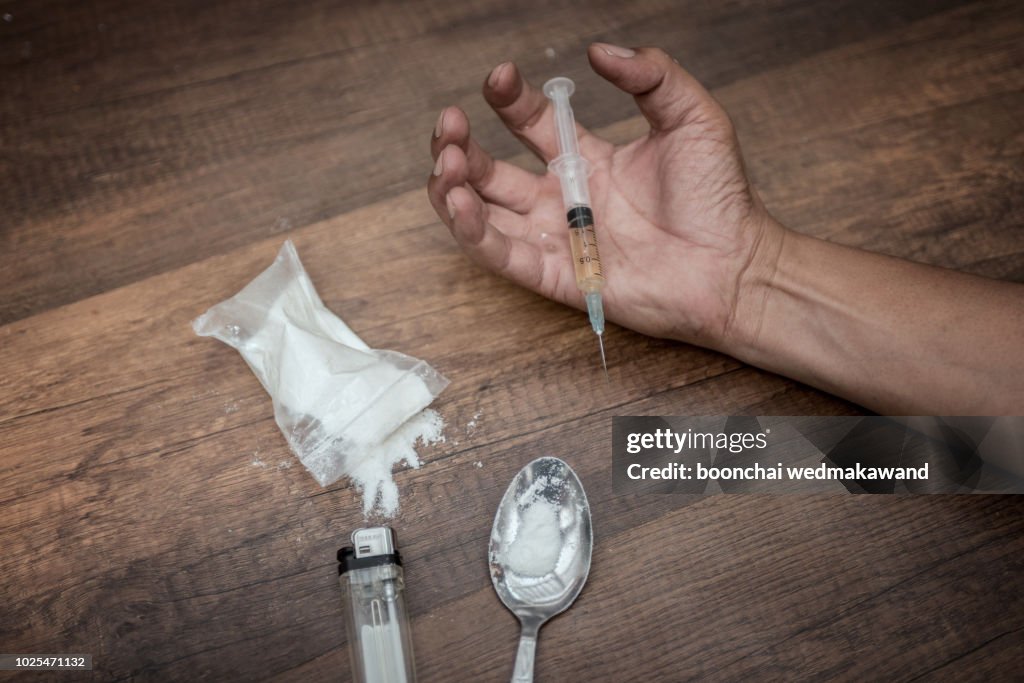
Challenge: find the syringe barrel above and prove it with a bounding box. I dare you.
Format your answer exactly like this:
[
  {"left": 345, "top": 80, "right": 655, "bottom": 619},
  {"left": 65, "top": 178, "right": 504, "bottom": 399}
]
[
  {"left": 545, "top": 77, "right": 609, "bottom": 357},
  {"left": 550, "top": 155, "right": 592, "bottom": 209}
]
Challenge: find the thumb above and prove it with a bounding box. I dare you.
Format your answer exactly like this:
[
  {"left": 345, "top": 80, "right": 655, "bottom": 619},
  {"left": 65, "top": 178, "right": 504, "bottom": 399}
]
[{"left": 587, "top": 44, "right": 722, "bottom": 133}]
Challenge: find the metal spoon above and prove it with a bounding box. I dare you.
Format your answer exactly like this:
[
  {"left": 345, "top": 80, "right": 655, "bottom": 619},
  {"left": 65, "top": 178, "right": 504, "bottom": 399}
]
[{"left": 488, "top": 457, "right": 593, "bottom": 683}]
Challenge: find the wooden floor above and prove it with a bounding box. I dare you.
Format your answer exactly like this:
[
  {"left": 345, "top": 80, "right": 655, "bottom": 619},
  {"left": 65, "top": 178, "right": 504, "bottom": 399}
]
[{"left": 2, "top": 0, "right": 1023, "bottom": 680}]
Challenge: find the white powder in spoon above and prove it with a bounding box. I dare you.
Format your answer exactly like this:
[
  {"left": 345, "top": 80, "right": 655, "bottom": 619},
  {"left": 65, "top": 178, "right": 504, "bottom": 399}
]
[{"left": 505, "top": 498, "right": 562, "bottom": 576}]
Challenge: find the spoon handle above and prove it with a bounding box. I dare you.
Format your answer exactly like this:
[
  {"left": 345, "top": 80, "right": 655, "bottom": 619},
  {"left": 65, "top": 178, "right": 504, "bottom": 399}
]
[{"left": 511, "top": 631, "right": 537, "bottom": 683}]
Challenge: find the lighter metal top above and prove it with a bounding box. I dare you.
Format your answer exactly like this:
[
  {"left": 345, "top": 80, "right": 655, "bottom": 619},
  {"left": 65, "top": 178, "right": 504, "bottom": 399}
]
[{"left": 351, "top": 526, "right": 396, "bottom": 558}]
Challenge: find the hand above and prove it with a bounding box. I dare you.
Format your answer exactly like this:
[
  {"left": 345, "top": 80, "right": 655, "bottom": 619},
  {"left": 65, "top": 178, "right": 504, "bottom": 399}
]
[{"left": 427, "top": 44, "right": 784, "bottom": 350}]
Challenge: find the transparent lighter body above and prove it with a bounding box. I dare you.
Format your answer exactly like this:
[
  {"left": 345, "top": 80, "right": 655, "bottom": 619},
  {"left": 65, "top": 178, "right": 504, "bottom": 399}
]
[{"left": 339, "top": 529, "right": 416, "bottom": 683}]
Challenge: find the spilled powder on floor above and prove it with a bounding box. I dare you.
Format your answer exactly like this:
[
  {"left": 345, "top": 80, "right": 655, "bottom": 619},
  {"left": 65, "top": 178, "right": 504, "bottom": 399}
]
[{"left": 346, "top": 408, "right": 446, "bottom": 517}]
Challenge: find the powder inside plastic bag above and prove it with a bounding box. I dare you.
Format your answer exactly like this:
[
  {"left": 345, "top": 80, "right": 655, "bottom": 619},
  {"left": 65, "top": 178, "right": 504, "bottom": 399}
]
[{"left": 193, "top": 240, "right": 449, "bottom": 517}]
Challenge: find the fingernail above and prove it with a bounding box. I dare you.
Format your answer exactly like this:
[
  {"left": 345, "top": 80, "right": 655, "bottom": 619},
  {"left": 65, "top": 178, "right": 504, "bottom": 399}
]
[
  {"left": 446, "top": 193, "right": 456, "bottom": 219},
  {"left": 433, "top": 152, "right": 444, "bottom": 177},
  {"left": 597, "top": 43, "right": 635, "bottom": 58},
  {"left": 434, "top": 109, "right": 446, "bottom": 138},
  {"left": 488, "top": 62, "right": 511, "bottom": 88}
]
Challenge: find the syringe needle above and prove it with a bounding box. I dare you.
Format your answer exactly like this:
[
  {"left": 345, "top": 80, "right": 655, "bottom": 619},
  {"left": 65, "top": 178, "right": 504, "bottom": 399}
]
[{"left": 597, "top": 332, "right": 609, "bottom": 383}]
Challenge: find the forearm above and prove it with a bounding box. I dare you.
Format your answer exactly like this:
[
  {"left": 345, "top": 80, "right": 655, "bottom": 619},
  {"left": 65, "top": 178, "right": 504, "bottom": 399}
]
[{"left": 725, "top": 222, "right": 1024, "bottom": 414}]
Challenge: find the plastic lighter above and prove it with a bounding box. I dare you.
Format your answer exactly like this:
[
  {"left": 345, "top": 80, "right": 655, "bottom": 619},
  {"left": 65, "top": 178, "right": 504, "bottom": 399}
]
[{"left": 338, "top": 527, "right": 416, "bottom": 683}]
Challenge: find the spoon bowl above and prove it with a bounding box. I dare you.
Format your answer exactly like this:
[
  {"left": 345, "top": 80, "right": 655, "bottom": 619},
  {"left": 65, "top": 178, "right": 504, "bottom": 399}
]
[{"left": 489, "top": 457, "right": 593, "bottom": 682}]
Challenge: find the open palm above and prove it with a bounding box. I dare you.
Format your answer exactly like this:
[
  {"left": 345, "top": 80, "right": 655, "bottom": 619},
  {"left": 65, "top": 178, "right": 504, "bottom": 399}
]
[{"left": 428, "top": 45, "right": 779, "bottom": 349}]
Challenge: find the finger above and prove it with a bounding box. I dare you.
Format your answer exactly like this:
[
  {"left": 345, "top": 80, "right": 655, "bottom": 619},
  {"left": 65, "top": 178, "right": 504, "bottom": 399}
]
[
  {"left": 587, "top": 43, "right": 726, "bottom": 133},
  {"left": 483, "top": 62, "right": 611, "bottom": 163},
  {"left": 427, "top": 144, "right": 531, "bottom": 239},
  {"left": 446, "top": 184, "right": 545, "bottom": 291},
  {"left": 431, "top": 106, "right": 541, "bottom": 213},
  {"left": 427, "top": 142, "right": 465, "bottom": 223}
]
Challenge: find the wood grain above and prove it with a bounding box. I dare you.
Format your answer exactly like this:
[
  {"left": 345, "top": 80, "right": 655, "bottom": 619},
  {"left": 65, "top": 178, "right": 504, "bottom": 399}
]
[{"left": 1, "top": 0, "right": 1022, "bottom": 680}]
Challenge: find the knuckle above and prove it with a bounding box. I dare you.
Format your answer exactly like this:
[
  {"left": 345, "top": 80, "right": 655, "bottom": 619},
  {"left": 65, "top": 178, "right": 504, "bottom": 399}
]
[
  {"left": 643, "top": 46, "right": 674, "bottom": 66},
  {"left": 512, "top": 100, "right": 548, "bottom": 133}
]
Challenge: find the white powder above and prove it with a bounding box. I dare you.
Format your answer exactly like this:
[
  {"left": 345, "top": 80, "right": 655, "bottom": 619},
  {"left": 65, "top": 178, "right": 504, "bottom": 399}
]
[
  {"left": 194, "top": 241, "right": 449, "bottom": 518},
  {"left": 506, "top": 498, "right": 562, "bottom": 576},
  {"left": 346, "top": 408, "right": 446, "bottom": 517},
  {"left": 502, "top": 473, "right": 569, "bottom": 576}
]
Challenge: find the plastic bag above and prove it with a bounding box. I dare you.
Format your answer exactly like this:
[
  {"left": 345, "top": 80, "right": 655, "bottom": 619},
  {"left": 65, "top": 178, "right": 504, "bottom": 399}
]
[{"left": 193, "top": 241, "right": 449, "bottom": 487}]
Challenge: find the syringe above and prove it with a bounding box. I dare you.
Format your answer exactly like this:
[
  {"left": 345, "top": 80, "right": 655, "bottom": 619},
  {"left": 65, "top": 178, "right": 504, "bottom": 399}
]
[{"left": 543, "top": 77, "right": 608, "bottom": 378}]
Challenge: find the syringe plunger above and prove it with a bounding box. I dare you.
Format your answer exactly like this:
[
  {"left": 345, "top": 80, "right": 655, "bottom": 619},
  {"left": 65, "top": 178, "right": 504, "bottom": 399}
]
[{"left": 544, "top": 77, "right": 592, "bottom": 209}]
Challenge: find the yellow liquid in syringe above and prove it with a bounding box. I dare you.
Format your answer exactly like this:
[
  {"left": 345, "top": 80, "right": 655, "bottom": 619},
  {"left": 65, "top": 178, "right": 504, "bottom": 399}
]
[{"left": 567, "top": 207, "right": 604, "bottom": 291}]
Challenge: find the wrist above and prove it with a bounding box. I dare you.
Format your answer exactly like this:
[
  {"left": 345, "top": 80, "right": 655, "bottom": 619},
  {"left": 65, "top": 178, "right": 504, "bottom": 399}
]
[{"left": 717, "top": 213, "right": 790, "bottom": 359}]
